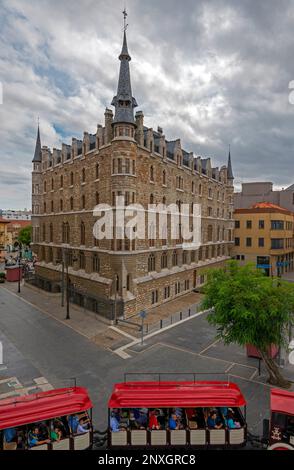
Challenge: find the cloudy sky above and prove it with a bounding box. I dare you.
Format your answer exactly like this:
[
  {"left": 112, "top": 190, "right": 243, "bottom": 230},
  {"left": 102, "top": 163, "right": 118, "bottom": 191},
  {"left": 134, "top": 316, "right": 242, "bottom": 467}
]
[{"left": 1, "top": 0, "right": 294, "bottom": 209}]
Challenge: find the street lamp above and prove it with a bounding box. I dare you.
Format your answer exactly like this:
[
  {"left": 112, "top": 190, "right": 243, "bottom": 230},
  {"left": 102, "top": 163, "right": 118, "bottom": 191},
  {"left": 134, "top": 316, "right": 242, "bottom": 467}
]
[{"left": 17, "top": 252, "right": 21, "bottom": 294}]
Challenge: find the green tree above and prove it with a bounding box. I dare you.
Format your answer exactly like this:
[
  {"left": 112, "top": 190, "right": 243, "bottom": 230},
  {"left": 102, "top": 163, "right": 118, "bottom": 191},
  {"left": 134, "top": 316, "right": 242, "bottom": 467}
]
[
  {"left": 18, "top": 225, "right": 32, "bottom": 247},
  {"left": 202, "top": 261, "right": 294, "bottom": 388}
]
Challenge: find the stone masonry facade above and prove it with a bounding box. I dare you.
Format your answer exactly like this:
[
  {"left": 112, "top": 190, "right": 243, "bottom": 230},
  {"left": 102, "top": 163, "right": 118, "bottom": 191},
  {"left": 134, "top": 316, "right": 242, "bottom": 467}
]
[{"left": 31, "top": 26, "right": 234, "bottom": 320}]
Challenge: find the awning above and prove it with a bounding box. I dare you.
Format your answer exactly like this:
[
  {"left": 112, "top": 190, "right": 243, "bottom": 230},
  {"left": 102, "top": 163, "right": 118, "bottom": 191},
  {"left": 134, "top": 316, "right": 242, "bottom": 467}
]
[
  {"left": 108, "top": 381, "right": 246, "bottom": 409},
  {"left": 0, "top": 387, "right": 93, "bottom": 430},
  {"left": 271, "top": 388, "right": 294, "bottom": 416}
]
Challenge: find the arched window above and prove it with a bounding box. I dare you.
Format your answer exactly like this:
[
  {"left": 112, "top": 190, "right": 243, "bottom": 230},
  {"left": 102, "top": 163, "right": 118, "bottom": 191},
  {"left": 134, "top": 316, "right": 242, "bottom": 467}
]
[
  {"left": 51, "top": 178, "right": 54, "bottom": 190},
  {"left": 44, "top": 181, "right": 47, "bottom": 192},
  {"left": 148, "top": 253, "right": 156, "bottom": 272},
  {"left": 49, "top": 223, "right": 53, "bottom": 242},
  {"left": 79, "top": 251, "right": 85, "bottom": 269},
  {"left": 161, "top": 252, "right": 167, "bottom": 269},
  {"left": 199, "top": 184, "right": 202, "bottom": 196},
  {"left": 172, "top": 250, "right": 178, "bottom": 266},
  {"left": 150, "top": 193, "right": 154, "bottom": 204},
  {"left": 70, "top": 197, "right": 74, "bottom": 211},
  {"left": 95, "top": 192, "right": 99, "bottom": 205},
  {"left": 93, "top": 254, "right": 100, "bottom": 273},
  {"left": 81, "top": 221, "right": 85, "bottom": 245},
  {"left": 162, "top": 170, "right": 166, "bottom": 185},
  {"left": 150, "top": 165, "right": 154, "bottom": 182},
  {"left": 207, "top": 225, "right": 213, "bottom": 242},
  {"left": 81, "top": 194, "right": 85, "bottom": 209},
  {"left": 62, "top": 222, "right": 70, "bottom": 244},
  {"left": 51, "top": 200, "right": 54, "bottom": 212},
  {"left": 43, "top": 202, "right": 46, "bottom": 213}
]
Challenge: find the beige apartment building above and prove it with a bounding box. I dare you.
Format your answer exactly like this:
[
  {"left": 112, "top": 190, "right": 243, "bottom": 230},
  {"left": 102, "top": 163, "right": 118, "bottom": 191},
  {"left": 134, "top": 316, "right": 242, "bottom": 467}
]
[
  {"left": 31, "top": 27, "right": 234, "bottom": 319},
  {"left": 233, "top": 203, "right": 294, "bottom": 276}
]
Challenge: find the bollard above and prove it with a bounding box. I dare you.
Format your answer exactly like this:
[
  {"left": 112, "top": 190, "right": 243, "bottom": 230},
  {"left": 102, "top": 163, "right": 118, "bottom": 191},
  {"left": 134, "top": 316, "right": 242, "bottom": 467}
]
[
  {"left": 188, "top": 308, "right": 191, "bottom": 317},
  {"left": 171, "top": 315, "right": 173, "bottom": 324},
  {"left": 160, "top": 319, "right": 163, "bottom": 329},
  {"left": 180, "top": 311, "right": 182, "bottom": 320}
]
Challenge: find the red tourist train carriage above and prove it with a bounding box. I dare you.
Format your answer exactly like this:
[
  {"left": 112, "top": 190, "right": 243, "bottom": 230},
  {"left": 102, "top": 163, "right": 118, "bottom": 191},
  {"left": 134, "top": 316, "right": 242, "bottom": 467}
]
[
  {"left": 268, "top": 389, "right": 294, "bottom": 450},
  {"left": 0, "top": 387, "right": 93, "bottom": 450},
  {"left": 108, "top": 380, "right": 247, "bottom": 448}
]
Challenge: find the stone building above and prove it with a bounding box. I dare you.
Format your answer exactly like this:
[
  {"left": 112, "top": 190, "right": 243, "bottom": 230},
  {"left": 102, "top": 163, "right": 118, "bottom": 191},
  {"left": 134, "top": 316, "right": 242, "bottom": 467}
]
[{"left": 31, "top": 26, "right": 234, "bottom": 319}]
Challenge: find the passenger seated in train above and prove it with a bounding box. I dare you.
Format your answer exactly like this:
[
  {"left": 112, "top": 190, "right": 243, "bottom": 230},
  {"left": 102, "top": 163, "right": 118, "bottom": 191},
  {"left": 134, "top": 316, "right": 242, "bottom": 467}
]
[
  {"left": 168, "top": 413, "right": 183, "bottom": 430},
  {"left": 186, "top": 408, "right": 205, "bottom": 429},
  {"left": 225, "top": 410, "right": 241, "bottom": 429},
  {"left": 50, "top": 426, "right": 63, "bottom": 442},
  {"left": 3, "top": 427, "right": 17, "bottom": 443},
  {"left": 148, "top": 410, "right": 160, "bottom": 430},
  {"left": 136, "top": 409, "right": 148, "bottom": 429},
  {"left": 68, "top": 414, "right": 80, "bottom": 434},
  {"left": 110, "top": 410, "right": 126, "bottom": 432},
  {"left": 28, "top": 426, "right": 50, "bottom": 447},
  {"left": 77, "top": 417, "right": 90, "bottom": 434},
  {"left": 207, "top": 411, "right": 224, "bottom": 429}
]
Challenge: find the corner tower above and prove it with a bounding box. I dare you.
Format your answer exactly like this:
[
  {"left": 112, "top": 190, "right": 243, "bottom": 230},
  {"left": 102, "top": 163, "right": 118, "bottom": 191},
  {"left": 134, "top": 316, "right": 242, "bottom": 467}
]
[{"left": 111, "top": 9, "right": 137, "bottom": 139}]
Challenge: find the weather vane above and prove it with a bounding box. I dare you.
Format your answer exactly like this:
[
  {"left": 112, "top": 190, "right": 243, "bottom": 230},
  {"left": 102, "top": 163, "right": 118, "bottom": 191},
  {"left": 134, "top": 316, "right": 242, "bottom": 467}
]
[{"left": 122, "top": 7, "right": 128, "bottom": 31}]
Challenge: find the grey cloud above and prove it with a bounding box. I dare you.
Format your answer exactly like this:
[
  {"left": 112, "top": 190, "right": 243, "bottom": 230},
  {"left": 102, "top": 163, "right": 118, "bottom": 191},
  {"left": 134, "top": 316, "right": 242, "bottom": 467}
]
[{"left": 1, "top": 0, "right": 294, "bottom": 209}]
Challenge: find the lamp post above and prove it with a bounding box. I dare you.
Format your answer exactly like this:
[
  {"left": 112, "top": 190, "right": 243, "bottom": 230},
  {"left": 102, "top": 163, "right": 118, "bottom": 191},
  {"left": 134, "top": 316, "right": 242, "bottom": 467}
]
[
  {"left": 17, "top": 252, "right": 21, "bottom": 294},
  {"left": 114, "top": 274, "right": 119, "bottom": 325}
]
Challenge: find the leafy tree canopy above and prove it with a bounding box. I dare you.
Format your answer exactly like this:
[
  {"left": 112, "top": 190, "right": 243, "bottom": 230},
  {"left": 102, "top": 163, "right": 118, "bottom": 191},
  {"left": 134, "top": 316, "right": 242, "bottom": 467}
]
[{"left": 18, "top": 225, "right": 32, "bottom": 247}]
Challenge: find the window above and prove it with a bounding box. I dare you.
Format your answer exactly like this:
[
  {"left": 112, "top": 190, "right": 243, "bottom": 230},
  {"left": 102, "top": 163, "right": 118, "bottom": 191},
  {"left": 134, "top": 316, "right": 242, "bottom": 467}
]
[
  {"left": 271, "top": 220, "right": 284, "bottom": 230},
  {"left": 81, "top": 221, "right": 85, "bottom": 245},
  {"left": 93, "top": 254, "right": 100, "bottom": 273},
  {"left": 235, "top": 237, "right": 240, "bottom": 246},
  {"left": 60, "top": 175, "right": 63, "bottom": 188},
  {"left": 118, "top": 158, "right": 122, "bottom": 173},
  {"left": 164, "top": 286, "right": 170, "bottom": 299},
  {"left": 95, "top": 192, "right": 99, "bottom": 205},
  {"left": 151, "top": 290, "right": 158, "bottom": 304},
  {"left": 60, "top": 199, "right": 63, "bottom": 211},
  {"left": 148, "top": 253, "right": 156, "bottom": 272},
  {"left": 49, "top": 223, "right": 53, "bottom": 243},
  {"left": 175, "top": 281, "right": 181, "bottom": 294},
  {"left": 246, "top": 220, "right": 252, "bottom": 229},
  {"left": 150, "top": 165, "right": 154, "bottom": 182},
  {"left": 79, "top": 252, "right": 85, "bottom": 269},
  {"left": 207, "top": 225, "right": 213, "bottom": 242},
  {"left": 161, "top": 252, "right": 167, "bottom": 269},
  {"left": 271, "top": 238, "right": 284, "bottom": 249},
  {"left": 70, "top": 197, "right": 74, "bottom": 211},
  {"left": 258, "top": 238, "right": 264, "bottom": 247},
  {"left": 81, "top": 195, "right": 85, "bottom": 209},
  {"left": 95, "top": 163, "right": 99, "bottom": 179},
  {"left": 70, "top": 172, "right": 74, "bottom": 185},
  {"left": 82, "top": 168, "right": 86, "bottom": 183},
  {"left": 246, "top": 237, "right": 252, "bottom": 247},
  {"left": 259, "top": 220, "right": 264, "bottom": 229},
  {"left": 125, "top": 159, "right": 130, "bottom": 173},
  {"left": 172, "top": 250, "right": 178, "bottom": 266},
  {"left": 235, "top": 220, "right": 240, "bottom": 229},
  {"left": 162, "top": 170, "right": 166, "bottom": 185},
  {"left": 62, "top": 222, "right": 70, "bottom": 244},
  {"left": 150, "top": 193, "right": 154, "bottom": 204},
  {"left": 183, "top": 251, "right": 188, "bottom": 264},
  {"left": 184, "top": 279, "right": 190, "bottom": 290},
  {"left": 51, "top": 200, "right": 54, "bottom": 212}
]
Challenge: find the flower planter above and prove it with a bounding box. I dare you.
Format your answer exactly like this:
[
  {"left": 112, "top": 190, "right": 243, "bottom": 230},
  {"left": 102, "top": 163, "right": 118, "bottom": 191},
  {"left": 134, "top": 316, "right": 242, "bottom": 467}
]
[{"left": 246, "top": 344, "right": 279, "bottom": 359}]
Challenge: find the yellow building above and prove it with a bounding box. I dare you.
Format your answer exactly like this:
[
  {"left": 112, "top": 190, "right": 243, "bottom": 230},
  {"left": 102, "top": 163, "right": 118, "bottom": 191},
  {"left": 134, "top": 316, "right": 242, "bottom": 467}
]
[
  {"left": 0, "top": 218, "right": 9, "bottom": 261},
  {"left": 233, "top": 202, "right": 294, "bottom": 276}
]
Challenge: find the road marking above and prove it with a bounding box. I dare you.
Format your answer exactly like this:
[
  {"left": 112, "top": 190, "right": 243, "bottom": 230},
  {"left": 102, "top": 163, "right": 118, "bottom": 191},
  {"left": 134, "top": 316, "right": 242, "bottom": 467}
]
[
  {"left": 112, "top": 308, "right": 211, "bottom": 358},
  {"left": 33, "top": 377, "right": 54, "bottom": 391},
  {"left": 114, "top": 350, "right": 131, "bottom": 359},
  {"left": 199, "top": 338, "right": 221, "bottom": 355}
]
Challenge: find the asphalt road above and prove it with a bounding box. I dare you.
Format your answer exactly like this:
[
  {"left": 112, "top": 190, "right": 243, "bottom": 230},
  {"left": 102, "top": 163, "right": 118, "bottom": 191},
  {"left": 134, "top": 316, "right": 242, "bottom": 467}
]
[{"left": 0, "top": 286, "right": 282, "bottom": 436}]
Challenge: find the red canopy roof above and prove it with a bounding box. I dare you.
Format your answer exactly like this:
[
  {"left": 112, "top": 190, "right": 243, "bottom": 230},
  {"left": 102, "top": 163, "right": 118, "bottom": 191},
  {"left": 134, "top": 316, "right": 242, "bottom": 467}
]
[
  {"left": 271, "top": 388, "right": 294, "bottom": 417},
  {"left": 108, "top": 381, "right": 246, "bottom": 409},
  {"left": 0, "top": 387, "right": 93, "bottom": 430}
]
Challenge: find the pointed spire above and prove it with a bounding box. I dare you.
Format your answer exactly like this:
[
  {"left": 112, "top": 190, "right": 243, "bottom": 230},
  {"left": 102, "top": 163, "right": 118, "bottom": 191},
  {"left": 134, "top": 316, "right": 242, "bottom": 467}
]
[
  {"left": 227, "top": 145, "right": 234, "bottom": 180},
  {"left": 111, "top": 9, "right": 137, "bottom": 125},
  {"left": 32, "top": 121, "right": 42, "bottom": 162}
]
